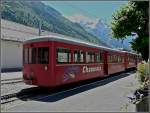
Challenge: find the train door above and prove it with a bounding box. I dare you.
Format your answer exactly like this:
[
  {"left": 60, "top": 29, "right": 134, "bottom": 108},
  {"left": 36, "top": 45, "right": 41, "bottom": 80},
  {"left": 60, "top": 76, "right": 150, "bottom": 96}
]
[
  {"left": 23, "top": 43, "right": 51, "bottom": 86},
  {"left": 35, "top": 46, "right": 51, "bottom": 85}
]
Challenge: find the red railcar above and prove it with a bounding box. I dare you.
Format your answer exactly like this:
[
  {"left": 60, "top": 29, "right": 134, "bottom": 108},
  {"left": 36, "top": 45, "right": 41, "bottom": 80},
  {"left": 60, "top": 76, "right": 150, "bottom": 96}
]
[
  {"left": 124, "top": 52, "right": 140, "bottom": 70},
  {"left": 23, "top": 35, "right": 140, "bottom": 87},
  {"left": 106, "top": 50, "right": 125, "bottom": 75}
]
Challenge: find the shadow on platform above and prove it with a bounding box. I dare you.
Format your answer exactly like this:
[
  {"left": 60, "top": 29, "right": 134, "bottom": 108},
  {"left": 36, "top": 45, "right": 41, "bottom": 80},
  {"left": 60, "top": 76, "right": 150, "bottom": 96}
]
[{"left": 17, "top": 70, "right": 135, "bottom": 103}]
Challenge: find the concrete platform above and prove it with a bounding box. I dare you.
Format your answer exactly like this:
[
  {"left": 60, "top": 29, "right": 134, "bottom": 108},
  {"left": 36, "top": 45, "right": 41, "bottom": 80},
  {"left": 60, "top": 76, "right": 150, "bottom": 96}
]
[
  {"left": 5, "top": 72, "right": 141, "bottom": 112},
  {"left": 1, "top": 71, "right": 22, "bottom": 81}
]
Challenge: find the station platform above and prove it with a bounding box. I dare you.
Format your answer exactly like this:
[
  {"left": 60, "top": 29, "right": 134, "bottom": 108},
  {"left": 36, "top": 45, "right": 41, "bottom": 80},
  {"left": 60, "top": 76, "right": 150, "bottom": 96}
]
[
  {"left": 4, "top": 72, "right": 141, "bottom": 112},
  {"left": 1, "top": 71, "right": 22, "bottom": 81}
]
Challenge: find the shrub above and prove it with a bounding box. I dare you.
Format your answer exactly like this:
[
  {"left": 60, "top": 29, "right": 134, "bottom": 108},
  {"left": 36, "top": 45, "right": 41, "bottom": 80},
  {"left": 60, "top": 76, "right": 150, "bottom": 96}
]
[{"left": 136, "top": 60, "right": 149, "bottom": 89}]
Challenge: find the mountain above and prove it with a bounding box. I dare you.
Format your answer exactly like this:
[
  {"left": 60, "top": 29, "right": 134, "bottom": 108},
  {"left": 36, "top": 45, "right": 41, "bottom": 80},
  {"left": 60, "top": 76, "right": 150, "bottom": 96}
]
[
  {"left": 1, "top": 1, "right": 107, "bottom": 46},
  {"left": 79, "top": 19, "right": 133, "bottom": 50}
]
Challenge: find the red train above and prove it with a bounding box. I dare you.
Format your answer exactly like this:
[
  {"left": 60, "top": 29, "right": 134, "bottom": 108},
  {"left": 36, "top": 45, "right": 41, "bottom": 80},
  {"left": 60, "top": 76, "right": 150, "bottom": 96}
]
[{"left": 23, "top": 35, "right": 142, "bottom": 87}]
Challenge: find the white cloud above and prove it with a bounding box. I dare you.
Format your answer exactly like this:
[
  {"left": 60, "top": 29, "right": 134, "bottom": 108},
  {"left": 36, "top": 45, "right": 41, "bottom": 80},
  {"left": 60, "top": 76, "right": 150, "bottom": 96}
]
[{"left": 66, "top": 14, "right": 99, "bottom": 28}]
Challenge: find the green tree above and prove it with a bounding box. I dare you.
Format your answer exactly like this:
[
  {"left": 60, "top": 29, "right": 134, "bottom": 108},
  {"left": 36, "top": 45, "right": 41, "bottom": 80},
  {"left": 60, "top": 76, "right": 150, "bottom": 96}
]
[{"left": 111, "top": 1, "right": 149, "bottom": 61}]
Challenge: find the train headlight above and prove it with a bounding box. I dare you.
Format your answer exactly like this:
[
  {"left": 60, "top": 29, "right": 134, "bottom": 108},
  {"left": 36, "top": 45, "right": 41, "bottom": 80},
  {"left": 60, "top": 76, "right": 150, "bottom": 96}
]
[{"left": 45, "top": 65, "right": 48, "bottom": 71}]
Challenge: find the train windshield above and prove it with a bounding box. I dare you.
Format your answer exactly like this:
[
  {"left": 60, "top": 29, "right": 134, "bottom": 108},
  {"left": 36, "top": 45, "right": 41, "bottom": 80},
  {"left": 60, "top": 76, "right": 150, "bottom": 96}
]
[
  {"left": 38, "top": 47, "right": 49, "bottom": 64},
  {"left": 23, "top": 47, "right": 49, "bottom": 64}
]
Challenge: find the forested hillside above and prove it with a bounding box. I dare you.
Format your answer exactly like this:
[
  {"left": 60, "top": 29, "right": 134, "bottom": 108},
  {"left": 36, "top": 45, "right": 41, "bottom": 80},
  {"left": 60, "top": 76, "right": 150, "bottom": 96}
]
[{"left": 2, "top": 1, "right": 107, "bottom": 46}]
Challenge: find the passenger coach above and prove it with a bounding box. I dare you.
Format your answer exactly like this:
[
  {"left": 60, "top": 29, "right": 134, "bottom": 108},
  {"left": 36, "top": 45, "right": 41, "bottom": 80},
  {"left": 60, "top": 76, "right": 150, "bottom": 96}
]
[{"left": 23, "top": 35, "right": 141, "bottom": 87}]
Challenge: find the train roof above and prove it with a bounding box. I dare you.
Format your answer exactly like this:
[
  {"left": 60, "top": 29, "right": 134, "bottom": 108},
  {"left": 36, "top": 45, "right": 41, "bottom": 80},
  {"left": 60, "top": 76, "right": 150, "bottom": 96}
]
[{"left": 24, "top": 35, "right": 139, "bottom": 55}]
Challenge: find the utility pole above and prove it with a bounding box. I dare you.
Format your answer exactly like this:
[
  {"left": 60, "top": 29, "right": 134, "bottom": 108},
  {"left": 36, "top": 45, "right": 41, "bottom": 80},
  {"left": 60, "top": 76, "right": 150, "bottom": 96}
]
[{"left": 38, "top": 20, "right": 41, "bottom": 36}]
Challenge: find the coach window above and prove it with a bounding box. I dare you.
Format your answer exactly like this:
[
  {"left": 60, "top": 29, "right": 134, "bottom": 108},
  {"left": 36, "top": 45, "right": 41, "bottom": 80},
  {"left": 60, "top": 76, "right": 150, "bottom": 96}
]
[
  {"left": 91, "top": 52, "right": 95, "bottom": 63},
  {"left": 74, "top": 50, "right": 85, "bottom": 63},
  {"left": 57, "top": 48, "right": 71, "bottom": 64},
  {"left": 96, "top": 53, "right": 103, "bottom": 63},
  {"left": 117, "top": 56, "right": 119, "bottom": 62},
  {"left": 95, "top": 53, "right": 100, "bottom": 63},
  {"left": 24, "top": 48, "right": 28, "bottom": 64},
  {"left": 128, "top": 56, "right": 130, "bottom": 61},
  {"left": 111, "top": 55, "right": 113, "bottom": 62},
  {"left": 122, "top": 56, "right": 124, "bottom": 63},
  {"left": 28, "top": 48, "right": 37, "bottom": 64},
  {"left": 32, "top": 48, "right": 36, "bottom": 64},
  {"left": 108, "top": 55, "right": 110, "bottom": 62},
  {"left": 28, "top": 48, "right": 32, "bottom": 64},
  {"left": 86, "top": 52, "right": 95, "bottom": 63},
  {"left": 80, "top": 51, "right": 85, "bottom": 63},
  {"left": 118, "top": 56, "right": 120, "bottom": 62},
  {"left": 116, "top": 55, "right": 119, "bottom": 62},
  {"left": 129, "top": 55, "right": 131, "bottom": 62},
  {"left": 74, "top": 50, "right": 79, "bottom": 63},
  {"left": 38, "top": 47, "right": 49, "bottom": 64},
  {"left": 113, "top": 55, "right": 117, "bottom": 63},
  {"left": 118, "top": 55, "right": 121, "bottom": 62},
  {"left": 120, "top": 56, "right": 122, "bottom": 62},
  {"left": 100, "top": 53, "right": 103, "bottom": 62},
  {"left": 108, "top": 54, "right": 113, "bottom": 63},
  {"left": 112, "top": 55, "right": 114, "bottom": 63}
]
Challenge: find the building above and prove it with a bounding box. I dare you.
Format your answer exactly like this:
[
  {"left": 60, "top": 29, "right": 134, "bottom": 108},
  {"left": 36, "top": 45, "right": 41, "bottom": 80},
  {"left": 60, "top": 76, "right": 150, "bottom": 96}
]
[{"left": 0, "top": 19, "right": 54, "bottom": 72}]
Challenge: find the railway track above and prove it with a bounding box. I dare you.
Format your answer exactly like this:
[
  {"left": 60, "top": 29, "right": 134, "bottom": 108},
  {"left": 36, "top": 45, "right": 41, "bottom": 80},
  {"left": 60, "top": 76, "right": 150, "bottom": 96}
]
[
  {"left": 1, "top": 78, "right": 23, "bottom": 85},
  {"left": 1, "top": 87, "right": 41, "bottom": 104},
  {"left": 1, "top": 71, "right": 135, "bottom": 105}
]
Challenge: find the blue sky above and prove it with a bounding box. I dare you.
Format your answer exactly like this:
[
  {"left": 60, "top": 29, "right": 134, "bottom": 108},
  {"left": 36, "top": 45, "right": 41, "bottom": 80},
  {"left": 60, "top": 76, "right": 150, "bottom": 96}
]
[{"left": 42, "top": 1, "right": 128, "bottom": 25}]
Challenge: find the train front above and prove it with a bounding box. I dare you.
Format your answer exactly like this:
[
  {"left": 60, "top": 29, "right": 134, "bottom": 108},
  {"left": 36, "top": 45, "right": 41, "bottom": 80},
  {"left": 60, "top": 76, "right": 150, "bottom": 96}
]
[{"left": 22, "top": 39, "right": 54, "bottom": 87}]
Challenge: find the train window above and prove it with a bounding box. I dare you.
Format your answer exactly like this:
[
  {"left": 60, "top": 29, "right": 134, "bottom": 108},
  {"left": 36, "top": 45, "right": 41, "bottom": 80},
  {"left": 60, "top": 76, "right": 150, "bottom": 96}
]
[
  {"left": 112, "top": 55, "right": 114, "bottom": 62},
  {"left": 108, "top": 55, "right": 110, "bottom": 62},
  {"left": 100, "top": 53, "right": 103, "bottom": 62},
  {"left": 57, "top": 48, "right": 71, "bottom": 64},
  {"left": 121, "top": 56, "right": 123, "bottom": 62},
  {"left": 116, "top": 55, "right": 118, "bottom": 62},
  {"left": 29, "top": 48, "right": 32, "bottom": 64},
  {"left": 117, "top": 56, "right": 119, "bottom": 62},
  {"left": 73, "top": 50, "right": 85, "bottom": 63},
  {"left": 80, "top": 51, "right": 85, "bottom": 63},
  {"left": 128, "top": 56, "right": 130, "bottom": 62},
  {"left": 38, "top": 47, "right": 49, "bottom": 64},
  {"left": 113, "top": 55, "right": 117, "bottom": 63},
  {"left": 74, "top": 50, "right": 79, "bottom": 63},
  {"left": 130, "top": 55, "right": 132, "bottom": 62},
  {"left": 108, "top": 55, "right": 113, "bottom": 63},
  {"left": 120, "top": 56, "right": 122, "bottom": 62},
  {"left": 118, "top": 56, "right": 121, "bottom": 62},
  {"left": 23, "top": 48, "right": 28, "bottom": 64},
  {"left": 96, "top": 53, "right": 103, "bottom": 63},
  {"left": 86, "top": 52, "right": 95, "bottom": 63},
  {"left": 32, "top": 48, "right": 36, "bottom": 64},
  {"left": 95, "top": 53, "right": 100, "bottom": 63},
  {"left": 122, "top": 56, "right": 124, "bottom": 63}
]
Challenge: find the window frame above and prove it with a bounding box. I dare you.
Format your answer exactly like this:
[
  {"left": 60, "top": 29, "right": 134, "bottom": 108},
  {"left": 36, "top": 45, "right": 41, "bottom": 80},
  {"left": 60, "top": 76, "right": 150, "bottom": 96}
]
[{"left": 56, "top": 48, "right": 71, "bottom": 64}]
